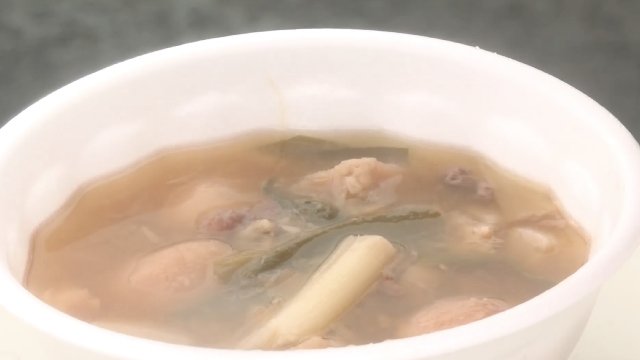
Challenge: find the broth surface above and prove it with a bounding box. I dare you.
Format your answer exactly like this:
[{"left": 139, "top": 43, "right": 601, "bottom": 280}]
[{"left": 25, "top": 131, "right": 589, "bottom": 350}]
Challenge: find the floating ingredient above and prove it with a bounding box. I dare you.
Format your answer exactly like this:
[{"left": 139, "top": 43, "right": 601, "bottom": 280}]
[
  {"left": 262, "top": 178, "right": 339, "bottom": 223},
  {"left": 260, "top": 135, "right": 408, "bottom": 164},
  {"left": 215, "top": 207, "right": 441, "bottom": 281},
  {"left": 238, "top": 234, "right": 397, "bottom": 350}
]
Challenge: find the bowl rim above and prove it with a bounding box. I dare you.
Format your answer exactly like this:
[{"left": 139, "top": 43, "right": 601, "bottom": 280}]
[{"left": 1, "top": 28, "right": 640, "bottom": 360}]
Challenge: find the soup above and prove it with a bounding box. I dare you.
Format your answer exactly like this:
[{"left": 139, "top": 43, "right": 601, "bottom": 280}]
[{"left": 24, "top": 132, "right": 589, "bottom": 350}]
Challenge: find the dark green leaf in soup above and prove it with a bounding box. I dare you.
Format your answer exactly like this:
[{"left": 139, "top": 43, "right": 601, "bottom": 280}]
[
  {"left": 214, "top": 250, "right": 264, "bottom": 282},
  {"left": 262, "top": 178, "right": 339, "bottom": 223},
  {"left": 316, "top": 147, "right": 408, "bottom": 165},
  {"left": 214, "top": 207, "right": 442, "bottom": 282},
  {"left": 259, "top": 136, "right": 343, "bottom": 159},
  {"left": 259, "top": 135, "right": 409, "bottom": 164},
  {"left": 295, "top": 199, "right": 340, "bottom": 222}
]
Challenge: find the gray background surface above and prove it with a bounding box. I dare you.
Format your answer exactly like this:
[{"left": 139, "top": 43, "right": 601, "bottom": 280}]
[{"left": 1, "top": 0, "right": 639, "bottom": 136}]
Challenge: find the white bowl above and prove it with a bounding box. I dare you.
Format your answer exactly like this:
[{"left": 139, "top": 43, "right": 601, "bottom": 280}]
[{"left": 1, "top": 29, "right": 639, "bottom": 360}]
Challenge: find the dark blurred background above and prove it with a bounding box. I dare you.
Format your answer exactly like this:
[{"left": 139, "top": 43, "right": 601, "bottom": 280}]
[{"left": 1, "top": 0, "right": 639, "bottom": 136}]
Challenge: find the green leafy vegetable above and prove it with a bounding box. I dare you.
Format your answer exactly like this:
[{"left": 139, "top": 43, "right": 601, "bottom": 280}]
[
  {"left": 259, "top": 135, "right": 409, "bottom": 164},
  {"left": 215, "top": 207, "right": 441, "bottom": 281},
  {"left": 259, "top": 135, "right": 342, "bottom": 159},
  {"left": 316, "top": 147, "right": 408, "bottom": 164},
  {"left": 262, "top": 178, "right": 339, "bottom": 223}
]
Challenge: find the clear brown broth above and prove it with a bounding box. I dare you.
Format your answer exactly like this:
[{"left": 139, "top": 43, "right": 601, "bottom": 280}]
[{"left": 24, "top": 131, "right": 589, "bottom": 350}]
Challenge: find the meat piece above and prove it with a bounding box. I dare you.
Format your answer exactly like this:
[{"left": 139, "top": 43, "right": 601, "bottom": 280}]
[
  {"left": 41, "top": 286, "right": 101, "bottom": 321},
  {"left": 368, "top": 173, "right": 404, "bottom": 200},
  {"left": 239, "top": 219, "right": 277, "bottom": 238},
  {"left": 503, "top": 227, "right": 557, "bottom": 254},
  {"left": 233, "top": 219, "right": 279, "bottom": 250},
  {"left": 107, "top": 240, "right": 232, "bottom": 314},
  {"left": 444, "top": 168, "right": 494, "bottom": 201},
  {"left": 198, "top": 209, "right": 248, "bottom": 233},
  {"left": 447, "top": 212, "right": 503, "bottom": 255},
  {"left": 397, "top": 297, "right": 508, "bottom": 338},
  {"left": 290, "top": 336, "right": 344, "bottom": 350},
  {"left": 444, "top": 167, "right": 476, "bottom": 188},
  {"left": 165, "top": 182, "right": 258, "bottom": 229},
  {"left": 475, "top": 181, "right": 494, "bottom": 201},
  {"left": 128, "top": 240, "right": 232, "bottom": 293},
  {"left": 292, "top": 158, "right": 404, "bottom": 213},
  {"left": 457, "top": 204, "right": 502, "bottom": 225}
]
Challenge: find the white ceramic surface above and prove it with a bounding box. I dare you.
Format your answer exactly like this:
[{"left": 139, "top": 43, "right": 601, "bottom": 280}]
[
  {"left": 570, "top": 245, "right": 640, "bottom": 360},
  {"left": 0, "top": 29, "right": 639, "bottom": 360}
]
